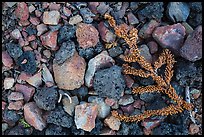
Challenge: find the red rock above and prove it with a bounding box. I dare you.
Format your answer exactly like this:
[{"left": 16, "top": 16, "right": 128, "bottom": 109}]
[
  {"left": 147, "top": 41, "right": 158, "bottom": 54},
  {"left": 104, "top": 115, "right": 121, "bottom": 131},
  {"left": 105, "top": 98, "right": 116, "bottom": 106},
  {"left": 15, "top": 84, "right": 35, "bottom": 102},
  {"left": 23, "top": 46, "right": 33, "bottom": 51},
  {"left": 24, "top": 102, "right": 46, "bottom": 131},
  {"left": 98, "top": 21, "right": 116, "bottom": 43},
  {"left": 15, "top": 2, "right": 29, "bottom": 21},
  {"left": 121, "top": 104, "right": 134, "bottom": 114},
  {"left": 26, "top": 72, "right": 42, "bottom": 88},
  {"left": 189, "top": 123, "right": 200, "bottom": 135},
  {"left": 29, "top": 17, "right": 40, "bottom": 25},
  {"left": 53, "top": 51, "right": 86, "bottom": 90},
  {"left": 37, "top": 24, "right": 48, "bottom": 36},
  {"left": 8, "top": 101, "right": 24, "bottom": 110},
  {"left": 27, "top": 35, "right": 36, "bottom": 42},
  {"left": 76, "top": 23, "right": 99, "bottom": 49},
  {"left": 133, "top": 99, "right": 145, "bottom": 109},
  {"left": 180, "top": 25, "right": 202, "bottom": 62},
  {"left": 8, "top": 92, "right": 24, "bottom": 101},
  {"left": 19, "top": 20, "right": 30, "bottom": 26},
  {"left": 49, "top": 3, "right": 61, "bottom": 11},
  {"left": 74, "top": 103, "right": 98, "bottom": 132},
  {"left": 35, "top": 10, "right": 42, "bottom": 17},
  {"left": 2, "top": 101, "right": 7, "bottom": 110},
  {"left": 17, "top": 72, "right": 32, "bottom": 82},
  {"left": 139, "top": 20, "right": 160, "bottom": 39},
  {"left": 43, "top": 11, "right": 60, "bottom": 25},
  {"left": 124, "top": 75, "right": 134, "bottom": 88},
  {"left": 4, "top": 77, "right": 15, "bottom": 89},
  {"left": 11, "top": 29, "right": 22, "bottom": 39},
  {"left": 40, "top": 31, "right": 58, "bottom": 50},
  {"left": 63, "top": 7, "right": 72, "bottom": 17},
  {"left": 152, "top": 23, "right": 186, "bottom": 55},
  {"left": 18, "top": 38, "right": 25, "bottom": 47},
  {"left": 127, "top": 12, "right": 139, "bottom": 25},
  {"left": 88, "top": 2, "right": 99, "bottom": 14},
  {"left": 2, "top": 51, "right": 13, "bottom": 68}
]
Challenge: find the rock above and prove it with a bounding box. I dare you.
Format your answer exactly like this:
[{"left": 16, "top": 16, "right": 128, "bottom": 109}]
[
  {"left": 35, "top": 10, "right": 42, "bottom": 17},
  {"left": 88, "top": 2, "right": 99, "bottom": 14},
  {"left": 75, "top": 103, "right": 98, "bottom": 132},
  {"left": 49, "top": 3, "right": 61, "bottom": 11},
  {"left": 4, "top": 77, "right": 15, "bottom": 89},
  {"left": 40, "top": 31, "right": 58, "bottom": 50},
  {"left": 2, "top": 123, "right": 8, "bottom": 133},
  {"left": 190, "top": 89, "right": 201, "bottom": 99},
  {"left": 108, "top": 46, "right": 123, "bottom": 57},
  {"left": 7, "top": 126, "right": 25, "bottom": 135},
  {"left": 49, "top": 25, "right": 62, "bottom": 32},
  {"left": 117, "top": 122, "right": 143, "bottom": 135},
  {"left": 93, "top": 65, "right": 125, "bottom": 99},
  {"left": 43, "top": 50, "right": 51, "bottom": 58},
  {"left": 17, "top": 51, "right": 37, "bottom": 75},
  {"left": 189, "top": 124, "right": 200, "bottom": 135},
  {"left": 105, "top": 98, "right": 116, "bottom": 106},
  {"left": 11, "top": 29, "right": 22, "bottom": 39},
  {"left": 152, "top": 23, "right": 186, "bottom": 55},
  {"left": 70, "top": 86, "right": 88, "bottom": 101},
  {"left": 57, "top": 25, "right": 76, "bottom": 44},
  {"left": 34, "top": 87, "right": 58, "bottom": 111},
  {"left": 139, "top": 20, "right": 160, "bottom": 39},
  {"left": 8, "top": 92, "right": 24, "bottom": 102},
  {"left": 54, "top": 40, "right": 76, "bottom": 64},
  {"left": 24, "top": 102, "right": 46, "bottom": 131},
  {"left": 2, "top": 101, "right": 7, "bottom": 110},
  {"left": 147, "top": 41, "right": 158, "bottom": 54},
  {"left": 15, "top": 84, "right": 35, "bottom": 102},
  {"left": 37, "top": 24, "right": 48, "bottom": 36},
  {"left": 127, "top": 12, "right": 139, "bottom": 25},
  {"left": 118, "top": 95, "right": 134, "bottom": 106},
  {"left": 140, "top": 92, "right": 161, "bottom": 103},
  {"left": 47, "top": 106, "right": 73, "bottom": 128},
  {"left": 188, "top": 3, "right": 202, "bottom": 27},
  {"left": 43, "top": 11, "right": 60, "bottom": 25},
  {"left": 63, "top": 7, "right": 72, "bottom": 17},
  {"left": 62, "top": 96, "right": 79, "bottom": 116},
  {"left": 167, "top": 2, "right": 190, "bottom": 22},
  {"left": 137, "top": 2, "right": 164, "bottom": 21},
  {"left": 180, "top": 25, "right": 202, "bottom": 62},
  {"left": 76, "top": 23, "right": 99, "bottom": 49},
  {"left": 85, "top": 51, "right": 115, "bottom": 87},
  {"left": 42, "top": 64, "right": 54, "bottom": 84},
  {"left": 88, "top": 96, "right": 111, "bottom": 119},
  {"left": 139, "top": 44, "right": 152, "bottom": 63},
  {"left": 26, "top": 26, "right": 37, "bottom": 35},
  {"left": 27, "top": 35, "right": 36, "bottom": 42},
  {"left": 19, "top": 20, "right": 30, "bottom": 26},
  {"left": 141, "top": 118, "right": 164, "bottom": 131},
  {"left": 104, "top": 115, "right": 121, "bottom": 131},
  {"left": 146, "top": 97, "right": 167, "bottom": 110},
  {"left": 15, "top": 2, "right": 29, "bottom": 21},
  {"left": 133, "top": 99, "right": 145, "bottom": 109},
  {"left": 26, "top": 72, "right": 42, "bottom": 88},
  {"left": 8, "top": 101, "right": 23, "bottom": 110},
  {"left": 2, "top": 51, "right": 13, "bottom": 68},
  {"left": 45, "top": 124, "right": 66, "bottom": 135},
  {"left": 121, "top": 104, "right": 134, "bottom": 114},
  {"left": 98, "top": 21, "right": 116, "bottom": 43},
  {"left": 181, "top": 22, "right": 193, "bottom": 35},
  {"left": 90, "top": 118, "right": 103, "bottom": 135},
  {"left": 53, "top": 51, "right": 86, "bottom": 90},
  {"left": 100, "top": 129, "right": 116, "bottom": 135},
  {"left": 124, "top": 75, "right": 134, "bottom": 88},
  {"left": 96, "top": 2, "right": 109, "bottom": 15},
  {"left": 28, "top": 5, "right": 35, "bottom": 13},
  {"left": 80, "top": 8, "right": 95, "bottom": 24},
  {"left": 6, "top": 43, "right": 23, "bottom": 59},
  {"left": 29, "top": 17, "right": 40, "bottom": 26},
  {"left": 3, "top": 110, "right": 20, "bottom": 126},
  {"left": 69, "top": 15, "right": 83, "bottom": 25},
  {"left": 5, "top": 2, "right": 16, "bottom": 7}
]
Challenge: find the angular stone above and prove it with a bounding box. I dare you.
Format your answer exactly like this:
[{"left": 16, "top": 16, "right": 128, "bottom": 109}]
[
  {"left": 29, "top": 17, "right": 40, "bottom": 26},
  {"left": 180, "top": 25, "right": 202, "bottom": 62},
  {"left": 85, "top": 51, "right": 115, "bottom": 87},
  {"left": 8, "top": 92, "right": 24, "bottom": 102},
  {"left": 133, "top": 99, "right": 145, "bottom": 109},
  {"left": 139, "top": 44, "right": 152, "bottom": 63},
  {"left": 49, "top": 3, "right": 61, "bottom": 11},
  {"left": 69, "top": 15, "right": 83, "bottom": 25},
  {"left": 124, "top": 75, "right": 134, "bottom": 88},
  {"left": 141, "top": 118, "right": 164, "bottom": 131},
  {"left": 40, "top": 31, "right": 58, "bottom": 50},
  {"left": 62, "top": 96, "right": 79, "bottom": 116},
  {"left": 28, "top": 5, "right": 35, "bottom": 13},
  {"left": 43, "top": 11, "right": 60, "bottom": 25},
  {"left": 189, "top": 123, "right": 200, "bottom": 135},
  {"left": 24, "top": 102, "right": 46, "bottom": 131},
  {"left": 15, "top": 84, "right": 35, "bottom": 102},
  {"left": 127, "top": 12, "right": 139, "bottom": 25},
  {"left": 152, "top": 23, "right": 186, "bottom": 55},
  {"left": 26, "top": 72, "right": 42, "bottom": 88},
  {"left": 147, "top": 41, "right": 158, "bottom": 54},
  {"left": 105, "top": 98, "right": 116, "bottom": 107},
  {"left": 15, "top": 2, "right": 29, "bottom": 21},
  {"left": 2, "top": 51, "right": 13, "bottom": 68},
  {"left": 104, "top": 115, "right": 121, "bottom": 131},
  {"left": 121, "top": 104, "right": 134, "bottom": 114},
  {"left": 53, "top": 52, "right": 86, "bottom": 90},
  {"left": 37, "top": 24, "right": 48, "bottom": 36},
  {"left": 63, "top": 7, "right": 72, "bottom": 17},
  {"left": 75, "top": 103, "right": 98, "bottom": 132},
  {"left": 11, "top": 29, "right": 22, "bottom": 39},
  {"left": 4, "top": 77, "right": 15, "bottom": 89},
  {"left": 76, "top": 23, "right": 99, "bottom": 49},
  {"left": 119, "top": 95, "right": 134, "bottom": 106},
  {"left": 100, "top": 129, "right": 116, "bottom": 135},
  {"left": 42, "top": 64, "right": 54, "bottom": 84},
  {"left": 8, "top": 101, "right": 24, "bottom": 110}
]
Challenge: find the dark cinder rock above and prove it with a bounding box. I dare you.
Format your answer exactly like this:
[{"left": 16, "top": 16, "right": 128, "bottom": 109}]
[
  {"left": 47, "top": 106, "right": 73, "bottom": 128},
  {"left": 3, "top": 110, "right": 20, "bottom": 126},
  {"left": 117, "top": 122, "right": 143, "bottom": 135},
  {"left": 78, "top": 47, "right": 94, "bottom": 60},
  {"left": 7, "top": 126, "right": 25, "bottom": 135},
  {"left": 54, "top": 40, "right": 76, "bottom": 64},
  {"left": 80, "top": 8, "right": 95, "bottom": 24},
  {"left": 93, "top": 65, "right": 125, "bottom": 99},
  {"left": 70, "top": 86, "right": 88, "bottom": 101},
  {"left": 26, "top": 26, "right": 37, "bottom": 35},
  {"left": 146, "top": 97, "right": 167, "bottom": 110},
  {"left": 45, "top": 124, "right": 67, "bottom": 135},
  {"left": 188, "top": 2, "right": 202, "bottom": 27},
  {"left": 108, "top": 46, "right": 123, "bottom": 57},
  {"left": 58, "top": 25, "right": 76, "bottom": 44},
  {"left": 17, "top": 51, "right": 37, "bottom": 75},
  {"left": 70, "top": 125, "right": 85, "bottom": 135},
  {"left": 167, "top": 2, "right": 190, "bottom": 22},
  {"left": 34, "top": 87, "right": 58, "bottom": 111},
  {"left": 90, "top": 118, "right": 103, "bottom": 135},
  {"left": 6, "top": 43, "right": 23, "bottom": 59},
  {"left": 140, "top": 92, "right": 162, "bottom": 103}
]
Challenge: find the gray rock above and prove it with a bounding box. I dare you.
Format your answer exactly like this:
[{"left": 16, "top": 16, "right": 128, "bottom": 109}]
[
  {"left": 6, "top": 43, "right": 23, "bottom": 59},
  {"left": 45, "top": 124, "right": 66, "bottom": 135},
  {"left": 62, "top": 96, "right": 79, "bottom": 116},
  {"left": 108, "top": 46, "right": 123, "bottom": 57},
  {"left": 80, "top": 8, "right": 95, "bottom": 23},
  {"left": 34, "top": 87, "right": 58, "bottom": 111},
  {"left": 139, "top": 44, "right": 152, "bottom": 64},
  {"left": 3, "top": 110, "right": 20, "bottom": 126},
  {"left": 2, "top": 123, "right": 8, "bottom": 133},
  {"left": 118, "top": 95, "right": 134, "bottom": 106},
  {"left": 58, "top": 25, "right": 76, "bottom": 44},
  {"left": 93, "top": 65, "right": 125, "bottom": 99},
  {"left": 140, "top": 92, "right": 161, "bottom": 103}
]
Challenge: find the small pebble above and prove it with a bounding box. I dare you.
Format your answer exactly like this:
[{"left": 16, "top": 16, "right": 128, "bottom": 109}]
[{"left": 4, "top": 77, "right": 15, "bottom": 89}]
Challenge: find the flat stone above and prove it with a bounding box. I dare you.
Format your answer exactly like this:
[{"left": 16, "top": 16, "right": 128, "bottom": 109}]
[
  {"left": 139, "top": 44, "right": 152, "bottom": 63},
  {"left": 43, "top": 11, "right": 60, "bottom": 25},
  {"left": 4, "top": 77, "right": 15, "bottom": 89},
  {"left": 40, "top": 31, "right": 58, "bottom": 50},
  {"left": 104, "top": 115, "right": 121, "bottom": 131},
  {"left": 37, "top": 24, "right": 48, "bottom": 36},
  {"left": 118, "top": 95, "right": 134, "bottom": 106},
  {"left": 180, "top": 25, "right": 202, "bottom": 62},
  {"left": 75, "top": 103, "right": 98, "bottom": 132},
  {"left": 15, "top": 2, "right": 29, "bottom": 21},
  {"left": 8, "top": 101, "right": 24, "bottom": 110},
  {"left": 127, "top": 12, "right": 139, "bottom": 25},
  {"left": 15, "top": 84, "right": 35, "bottom": 102},
  {"left": 85, "top": 51, "right": 115, "bottom": 87},
  {"left": 69, "top": 15, "right": 83, "bottom": 25},
  {"left": 53, "top": 51, "right": 86, "bottom": 90},
  {"left": 24, "top": 102, "right": 46, "bottom": 131},
  {"left": 2, "top": 51, "right": 13, "bottom": 68},
  {"left": 147, "top": 41, "right": 158, "bottom": 54},
  {"left": 62, "top": 96, "right": 79, "bottom": 116},
  {"left": 8, "top": 92, "right": 24, "bottom": 102},
  {"left": 11, "top": 29, "right": 22, "bottom": 39},
  {"left": 26, "top": 71, "right": 42, "bottom": 88}
]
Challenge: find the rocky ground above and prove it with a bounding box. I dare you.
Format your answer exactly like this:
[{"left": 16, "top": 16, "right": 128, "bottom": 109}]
[{"left": 2, "top": 2, "right": 202, "bottom": 135}]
